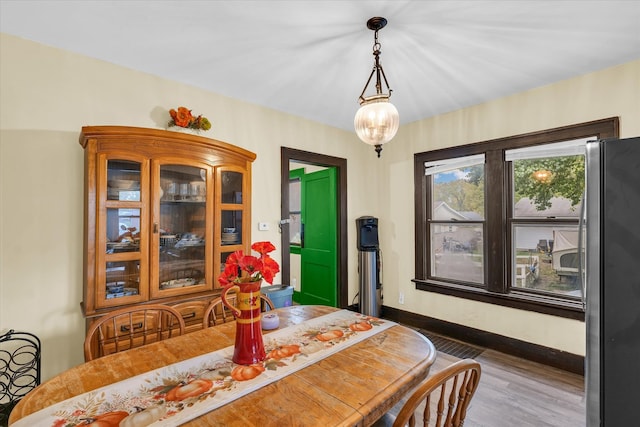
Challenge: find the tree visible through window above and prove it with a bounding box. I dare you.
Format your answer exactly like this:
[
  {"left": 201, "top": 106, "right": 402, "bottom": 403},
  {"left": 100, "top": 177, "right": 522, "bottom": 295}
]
[
  {"left": 428, "top": 156, "right": 484, "bottom": 285},
  {"left": 509, "top": 139, "right": 588, "bottom": 296},
  {"left": 413, "top": 118, "right": 618, "bottom": 319}
]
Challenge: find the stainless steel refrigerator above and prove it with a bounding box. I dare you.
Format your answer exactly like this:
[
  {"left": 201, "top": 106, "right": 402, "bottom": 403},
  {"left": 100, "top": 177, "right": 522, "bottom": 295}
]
[{"left": 585, "top": 136, "right": 640, "bottom": 426}]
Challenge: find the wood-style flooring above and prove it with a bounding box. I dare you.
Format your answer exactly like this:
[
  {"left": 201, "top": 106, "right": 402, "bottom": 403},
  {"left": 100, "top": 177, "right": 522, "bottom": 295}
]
[{"left": 384, "top": 332, "right": 586, "bottom": 427}]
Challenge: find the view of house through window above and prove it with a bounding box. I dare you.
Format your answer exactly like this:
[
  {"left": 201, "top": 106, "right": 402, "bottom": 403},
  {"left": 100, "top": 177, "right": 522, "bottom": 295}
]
[
  {"left": 425, "top": 141, "right": 587, "bottom": 294},
  {"left": 414, "top": 118, "right": 618, "bottom": 318},
  {"left": 428, "top": 155, "right": 485, "bottom": 284},
  {"left": 508, "top": 139, "right": 587, "bottom": 297}
]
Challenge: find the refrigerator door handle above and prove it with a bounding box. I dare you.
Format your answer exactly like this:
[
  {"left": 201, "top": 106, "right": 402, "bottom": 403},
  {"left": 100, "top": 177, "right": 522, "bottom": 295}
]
[{"left": 578, "top": 191, "right": 586, "bottom": 310}]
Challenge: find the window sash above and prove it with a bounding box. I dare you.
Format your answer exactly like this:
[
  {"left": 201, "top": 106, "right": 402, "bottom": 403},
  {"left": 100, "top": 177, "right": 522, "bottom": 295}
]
[
  {"left": 424, "top": 154, "right": 485, "bottom": 176},
  {"left": 510, "top": 221, "right": 582, "bottom": 298},
  {"left": 505, "top": 138, "right": 591, "bottom": 161}
]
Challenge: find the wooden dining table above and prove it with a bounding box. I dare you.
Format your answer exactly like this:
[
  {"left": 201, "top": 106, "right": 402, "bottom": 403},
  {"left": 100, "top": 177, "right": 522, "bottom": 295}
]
[{"left": 9, "top": 305, "right": 436, "bottom": 426}]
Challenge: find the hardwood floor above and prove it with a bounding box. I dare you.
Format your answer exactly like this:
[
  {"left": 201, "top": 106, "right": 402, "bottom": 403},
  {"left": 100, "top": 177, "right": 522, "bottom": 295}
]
[{"left": 385, "top": 332, "right": 586, "bottom": 427}]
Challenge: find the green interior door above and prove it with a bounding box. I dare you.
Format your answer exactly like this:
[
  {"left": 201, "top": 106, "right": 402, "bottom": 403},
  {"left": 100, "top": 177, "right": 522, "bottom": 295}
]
[{"left": 300, "top": 167, "right": 338, "bottom": 306}]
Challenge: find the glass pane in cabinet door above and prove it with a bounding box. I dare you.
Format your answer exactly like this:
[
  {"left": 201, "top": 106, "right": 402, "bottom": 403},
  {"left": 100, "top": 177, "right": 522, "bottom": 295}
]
[
  {"left": 106, "top": 208, "right": 141, "bottom": 253},
  {"left": 221, "top": 210, "right": 242, "bottom": 245},
  {"left": 105, "top": 260, "right": 140, "bottom": 299},
  {"left": 107, "top": 160, "right": 140, "bottom": 201},
  {"left": 221, "top": 171, "right": 243, "bottom": 203},
  {"left": 161, "top": 167, "right": 206, "bottom": 203},
  {"left": 220, "top": 252, "right": 233, "bottom": 273},
  {"left": 159, "top": 164, "right": 207, "bottom": 290}
]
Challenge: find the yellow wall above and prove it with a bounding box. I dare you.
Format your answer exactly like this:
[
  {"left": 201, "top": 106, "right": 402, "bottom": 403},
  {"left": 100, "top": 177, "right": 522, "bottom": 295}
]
[
  {"left": 0, "top": 33, "right": 373, "bottom": 378},
  {"left": 378, "top": 59, "right": 640, "bottom": 356},
  {"left": 1, "top": 32, "right": 638, "bottom": 380}
]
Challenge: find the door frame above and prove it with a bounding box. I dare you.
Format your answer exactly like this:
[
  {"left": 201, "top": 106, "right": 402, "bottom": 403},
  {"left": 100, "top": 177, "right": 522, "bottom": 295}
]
[{"left": 280, "top": 147, "right": 348, "bottom": 308}]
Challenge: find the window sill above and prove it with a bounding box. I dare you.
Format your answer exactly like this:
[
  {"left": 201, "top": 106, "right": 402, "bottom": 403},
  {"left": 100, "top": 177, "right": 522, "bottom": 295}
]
[{"left": 412, "top": 279, "right": 585, "bottom": 321}]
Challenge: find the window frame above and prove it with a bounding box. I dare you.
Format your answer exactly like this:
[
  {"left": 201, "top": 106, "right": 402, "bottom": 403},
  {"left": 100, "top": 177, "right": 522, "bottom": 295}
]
[
  {"left": 288, "top": 168, "right": 304, "bottom": 252},
  {"left": 413, "top": 117, "right": 619, "bottom": 320},
  {"left": 427, "top": 154, "right": 486, "bottom": 287}
]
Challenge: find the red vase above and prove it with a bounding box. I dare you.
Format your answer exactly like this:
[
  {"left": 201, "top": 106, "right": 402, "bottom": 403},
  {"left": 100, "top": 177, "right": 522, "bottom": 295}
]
[{"left": 221, "top": 280, "right": 266, "bottom": 365}]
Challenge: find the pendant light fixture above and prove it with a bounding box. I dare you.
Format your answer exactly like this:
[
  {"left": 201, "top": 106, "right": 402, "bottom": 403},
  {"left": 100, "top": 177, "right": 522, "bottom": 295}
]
[{"left": 354, "top": 17, "right": 399, "bottom": 158}]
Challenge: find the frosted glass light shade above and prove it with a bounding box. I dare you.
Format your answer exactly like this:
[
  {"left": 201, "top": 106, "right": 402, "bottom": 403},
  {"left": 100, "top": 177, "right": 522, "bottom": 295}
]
[{"left": 354, "top": 97, "right": 400, "bottom": 146}]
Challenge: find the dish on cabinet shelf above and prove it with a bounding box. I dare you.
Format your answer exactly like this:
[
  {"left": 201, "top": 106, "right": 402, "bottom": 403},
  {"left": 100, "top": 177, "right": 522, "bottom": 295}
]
[
  {"left": 175, "top": 240, "right": 204, "bottom": 248},
  {"left": 222, "top": 232, "right": 239, "bottom": 243},
  {"left": 106, "top": 282, "right": 125, "bottom": 293},
  {"left": 175, "top": 233, "right": 204, "bottom": 248},
  {"left": 108, "top": 179, "right": 140, "bottom": 190},
  {"left": 107, "top": 241, "right": 134, "bottom": 248},
  {"left": 160, "top": 278, "right": 197, "bottom": 289},
  {"left": 106, "top": 288, "right": 138, "bottom": 299},
  {"left": 159, "top": 235, "right": 177, "bottom": 247},
  {"left": 106, "top": 242, "right": 139, "bottom": 253}
]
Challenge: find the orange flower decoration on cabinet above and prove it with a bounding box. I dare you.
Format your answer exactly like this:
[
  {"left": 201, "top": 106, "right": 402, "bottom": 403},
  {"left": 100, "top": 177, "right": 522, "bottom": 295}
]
[{"left": 168, "top": 106, "right": 212, "bottom": 131}]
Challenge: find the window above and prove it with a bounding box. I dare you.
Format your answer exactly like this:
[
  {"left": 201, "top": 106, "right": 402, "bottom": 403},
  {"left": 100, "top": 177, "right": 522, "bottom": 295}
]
[
  {"left": 427, "top": 154, "right": 485, "bottom": 285},
  {"left": 508, "top": 139, "right": 587, "bottom": 296},
  {"left": 288, "top": 169, "right": 303, "bottom": 248},
  {"left": 414, "top": 118, "right": 618, "bottom": 319}
]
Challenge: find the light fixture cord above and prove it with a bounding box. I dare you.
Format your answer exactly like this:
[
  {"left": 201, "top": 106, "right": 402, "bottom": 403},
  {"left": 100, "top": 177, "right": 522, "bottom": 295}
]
[
  {"left": 359, "top": 29, "right": 393, "bottom": 102},
  {"left": 373, "top": 30, "right": 383, "bottom": 95}
]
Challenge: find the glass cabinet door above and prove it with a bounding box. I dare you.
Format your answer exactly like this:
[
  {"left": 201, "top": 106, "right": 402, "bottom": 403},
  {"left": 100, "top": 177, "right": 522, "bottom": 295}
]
[
  {"left": 99, "top": 159, "right": 147, "bottom": 307},
  {"left": 220, "top": 170, "right": 244, "bottom": 237},
  {"left": 217, "top": 169, "right": 248, "bottom": 275},
  {"left": 219, "top": 170, "right": 246, "bottom": 243},
  {"left": 153, "top": 163, "right": 211, "bottom": 297}
]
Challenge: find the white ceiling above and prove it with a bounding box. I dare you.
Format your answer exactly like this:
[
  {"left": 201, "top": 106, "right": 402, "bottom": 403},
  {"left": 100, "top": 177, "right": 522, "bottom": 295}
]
[{"left": 2, "top": 1, "right": 639, "bottom": 131}]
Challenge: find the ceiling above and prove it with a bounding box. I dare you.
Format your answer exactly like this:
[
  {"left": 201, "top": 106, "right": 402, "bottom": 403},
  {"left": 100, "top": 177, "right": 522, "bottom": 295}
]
[{"left": 2, "top": 1, "right": 639, "bottom": 132}]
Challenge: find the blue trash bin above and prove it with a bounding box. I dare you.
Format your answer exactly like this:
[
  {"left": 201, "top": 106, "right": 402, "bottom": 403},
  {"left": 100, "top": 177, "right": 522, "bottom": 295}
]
[{"left": 262, "top": 285, "right": 293, "bottom": 308}]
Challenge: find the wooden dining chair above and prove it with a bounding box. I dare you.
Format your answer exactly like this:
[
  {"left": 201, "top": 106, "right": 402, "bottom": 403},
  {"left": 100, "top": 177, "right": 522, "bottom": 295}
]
[
  {"left": 376, "top": 358, "right": 481, "bottom": 427},
  {"left": 202, "top": 293, "right": 275, "bottom": 328},
  {"left": 84, "top": 304, "right": 186, "bottom": 362},
  {"left": 171, "top": 299, "right": 211, "bottom": 332}
]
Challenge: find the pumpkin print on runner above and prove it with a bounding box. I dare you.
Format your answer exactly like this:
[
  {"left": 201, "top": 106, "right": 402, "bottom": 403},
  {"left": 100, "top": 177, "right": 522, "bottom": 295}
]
[{"left": 17, "top": 310, "right": 393, "bottom": 427}]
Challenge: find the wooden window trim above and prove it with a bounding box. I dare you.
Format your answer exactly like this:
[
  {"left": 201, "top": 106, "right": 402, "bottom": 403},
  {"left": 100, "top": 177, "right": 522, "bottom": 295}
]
[{"left": 414, "top": 117, "right": 619, "bottom": 320}]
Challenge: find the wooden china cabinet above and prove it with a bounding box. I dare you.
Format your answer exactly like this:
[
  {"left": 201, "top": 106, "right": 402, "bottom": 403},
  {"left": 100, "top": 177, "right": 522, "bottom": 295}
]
[{"left": 79, "top": 126, "right": 255, "bottom": 332}]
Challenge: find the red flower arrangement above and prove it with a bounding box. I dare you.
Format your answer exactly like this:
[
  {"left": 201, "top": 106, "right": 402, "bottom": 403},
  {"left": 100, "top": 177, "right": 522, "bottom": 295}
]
[
  {"left": 168, "top": 106, "right": 211, "bottom": 131},
  {"left": 218, "top": 241, "right": 280, "bottom": 286}
]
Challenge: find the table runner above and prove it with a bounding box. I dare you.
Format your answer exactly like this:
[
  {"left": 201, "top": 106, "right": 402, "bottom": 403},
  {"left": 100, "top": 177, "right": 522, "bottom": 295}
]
[{"left": 13, "top": 310, "right": 395, "bottom": 427}]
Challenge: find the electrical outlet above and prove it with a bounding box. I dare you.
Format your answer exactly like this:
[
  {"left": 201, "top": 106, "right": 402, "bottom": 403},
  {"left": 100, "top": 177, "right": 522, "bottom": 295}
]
[{"left": 399, "top": 292, "right": 405, "bottom": 305}]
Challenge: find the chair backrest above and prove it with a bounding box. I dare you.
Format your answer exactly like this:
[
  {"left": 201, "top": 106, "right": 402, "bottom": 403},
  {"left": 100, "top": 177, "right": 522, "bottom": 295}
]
[
  {"left": 84, "top": 304, "right": 186, "bottom": 362},
  {"left": 171, "top": 299, "right": 210, "bottom": 331},
  {"left": 0, "top": 330, "right": 41, "bottom": 426},
  {"left": 202, "top": 293, "right": 275, "bottom": 328},
  {"left": 261, "top": 295, "right": 275, "bottom": 311},
  {"left": 393, "top": 358, "right": 481, "bottom": 427}
]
